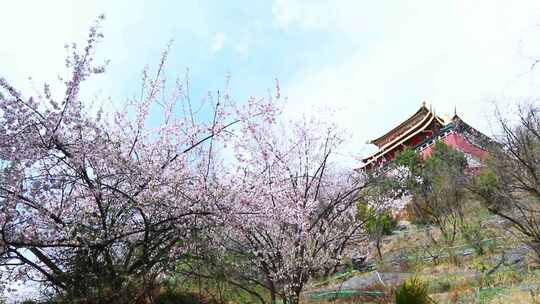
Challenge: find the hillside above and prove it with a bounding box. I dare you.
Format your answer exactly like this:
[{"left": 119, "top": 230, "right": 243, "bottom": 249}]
[{"left": 302, "top": 198, "right": 540, "bottom": 303}]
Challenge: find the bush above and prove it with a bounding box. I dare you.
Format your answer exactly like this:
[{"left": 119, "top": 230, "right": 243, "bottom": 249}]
[
  {"left": 357, "top": 203, "right": 398, "bottom": 259},
  {"left": 357, "top": 203, "right": 397, "bottom": 236},
  {"left": 394, "top": 277, "right": 434, "bottom": 304},
  {"left": 460, "top": 220, "right": 489, "bottom": 256},
  {"left": 405, "top": 198, "right": 431, "bottom": 225}
]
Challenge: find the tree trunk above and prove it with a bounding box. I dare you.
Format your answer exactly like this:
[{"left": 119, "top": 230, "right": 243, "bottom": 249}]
[
  {"left": 268, "top": 281, "right": 277, "bottom": 304},
  {"left": 375, "top": 237, "right": 383, "bottom": 260}
]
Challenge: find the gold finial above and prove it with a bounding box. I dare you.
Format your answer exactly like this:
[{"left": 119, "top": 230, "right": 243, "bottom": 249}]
[
  {"left": 422, "top": 100, "right": 426, "bottom": 107},
  {"left": 442, "top": 113, "right": 452, "bottom": 125}
]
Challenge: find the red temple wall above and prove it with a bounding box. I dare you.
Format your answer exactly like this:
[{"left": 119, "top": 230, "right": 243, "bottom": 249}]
[{"left": 419, "top": 132, "right": 488, "bottom": 160}]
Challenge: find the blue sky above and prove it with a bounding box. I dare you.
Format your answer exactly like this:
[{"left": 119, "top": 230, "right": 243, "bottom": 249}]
[{"left": 2, "top": 0, "right": 540, "bottom": 161}]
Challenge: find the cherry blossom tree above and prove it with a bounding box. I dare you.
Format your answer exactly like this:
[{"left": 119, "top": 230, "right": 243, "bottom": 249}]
[
  {"left": 212, "top": 117, "right": 368, "bottom": 304},
  {"left": 0, "top": 16, "right": 278, "bottom": 302}
]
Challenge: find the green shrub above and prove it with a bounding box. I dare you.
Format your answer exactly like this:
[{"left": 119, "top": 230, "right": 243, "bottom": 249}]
[
  {"left": 395, "top": 277, "right": 434, "bottom": 304},
  {"left": 394, "top": 147, "right": 422, "bottom": 173},
  {"left": 357, "top": 203, "right": 397, "bottom": 236},
  {"left": 405, "top": 198, "right": 432, "bottom": 225},
  {"left": 460, "top": 220, "right": 488, "bottom": 256}
]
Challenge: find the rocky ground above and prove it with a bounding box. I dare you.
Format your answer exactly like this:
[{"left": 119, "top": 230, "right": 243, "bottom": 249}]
[{"left": 302, "top": 216, "right": 539, "bottom": 303}]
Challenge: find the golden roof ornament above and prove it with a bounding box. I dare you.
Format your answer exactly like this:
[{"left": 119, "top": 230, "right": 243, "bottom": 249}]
[{"left": 442, "top": 113, "right": 452, "bottom": 125}]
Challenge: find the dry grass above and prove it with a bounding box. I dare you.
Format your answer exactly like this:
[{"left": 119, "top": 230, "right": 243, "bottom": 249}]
[
  {"left": 302, "top": 283, "right": 391, "bottom": 304},
  {"left": 489, "top": 289, "right": 536, "bottom": 304},
  {"left": 302, "top": 200, "right": 540, "bottom": 304}
]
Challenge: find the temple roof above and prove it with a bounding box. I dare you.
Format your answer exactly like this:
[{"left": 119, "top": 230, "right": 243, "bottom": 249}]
[
  {"left": 369, "top": 104, "right": 444, "bottom": 148},
  {"left": 360, "top": 105, "right": 492, "bottom": 170},
  {"left": 361, "top": 103, "right": 446, "bottom": 169}
]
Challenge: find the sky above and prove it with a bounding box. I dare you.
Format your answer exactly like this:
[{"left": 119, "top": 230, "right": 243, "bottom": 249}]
[{"left": 2, "top": 0, "right": 540, "bottom": 163}]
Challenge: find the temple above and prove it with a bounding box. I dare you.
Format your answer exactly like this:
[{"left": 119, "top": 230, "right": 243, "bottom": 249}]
[{"left": 360, "top": 103, "right": 490, "bottom": 170}]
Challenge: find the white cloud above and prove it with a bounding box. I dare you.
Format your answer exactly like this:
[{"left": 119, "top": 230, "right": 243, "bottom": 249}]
[
  {"left": 275, "top": 0, "right": 540, "bottom": 162},
  {"left": 233, "top": 21, "right": 265, "bottom": 56},
  {"left": 211, "top": 32, "right": 226, "bottom": 54},
  {"left": 271, "top": 0, "right": 386, "bottom": 34},
  {"left": 234, "top": 42, "right": 250, "bottom": 56}
]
